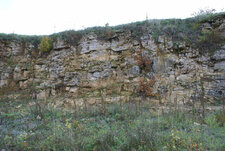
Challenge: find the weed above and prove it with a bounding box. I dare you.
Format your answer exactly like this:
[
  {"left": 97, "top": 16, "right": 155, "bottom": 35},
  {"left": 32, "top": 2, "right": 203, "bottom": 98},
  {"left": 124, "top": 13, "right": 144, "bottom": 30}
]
[{"left": 0, "top": 97, "right": 224, "bottom": 150}]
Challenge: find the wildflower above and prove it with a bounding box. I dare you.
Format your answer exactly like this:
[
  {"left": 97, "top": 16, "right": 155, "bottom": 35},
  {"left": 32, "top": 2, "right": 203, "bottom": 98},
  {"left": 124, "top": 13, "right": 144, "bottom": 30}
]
[
  {"left": 36, "top": 115, "right": 41, "bottom": 119},
  {"left": 23, "top": 141, "right": 27, "bottom": 147},
  {"left": 66, "top": 119, "right": 72, "bottom": 129}
]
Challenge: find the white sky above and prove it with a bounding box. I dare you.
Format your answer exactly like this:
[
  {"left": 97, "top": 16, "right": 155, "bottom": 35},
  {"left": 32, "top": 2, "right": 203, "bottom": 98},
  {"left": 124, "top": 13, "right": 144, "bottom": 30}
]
[{"left": 0, "top": 0, "right": 224, "bottom": 35}]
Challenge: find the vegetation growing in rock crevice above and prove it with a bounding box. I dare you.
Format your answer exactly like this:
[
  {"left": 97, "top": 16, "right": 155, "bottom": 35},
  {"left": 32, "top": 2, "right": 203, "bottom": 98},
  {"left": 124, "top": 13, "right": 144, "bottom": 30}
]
[
  {"left": 137, "top": 76, "right": 156, "bottom": 97},
  {"left": 133, "top": 50, "right": 158, "bottom": 98},
  {"left": 134, "top": 51, "right": 152, "bottom": 72}
]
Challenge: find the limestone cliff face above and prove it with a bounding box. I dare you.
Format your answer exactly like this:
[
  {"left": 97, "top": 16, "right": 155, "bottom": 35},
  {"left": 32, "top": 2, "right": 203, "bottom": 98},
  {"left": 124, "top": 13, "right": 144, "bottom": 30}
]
[{"left": 0, "top": 17, "right": 225, "bottom": 107}]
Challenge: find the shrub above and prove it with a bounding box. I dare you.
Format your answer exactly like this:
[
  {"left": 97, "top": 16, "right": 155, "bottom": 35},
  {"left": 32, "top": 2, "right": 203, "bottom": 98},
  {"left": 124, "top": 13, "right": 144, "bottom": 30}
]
[
  {"left": 215, "top": 111, "right": 225, "bottom": 127},
  {"left": 134, "top": 51, "right": 152, "bottom": 71},
  {"left": 137, "top": 77, "right": 156, "bottom": 97},
  {"left": 197, "top": 29, "right": 225, "bottom": 54},
  {"left": 0, "top": 33, "right": 41, "bottom": 46},
  {"left": 40, "top": 36, "right": 53, "bottom": 53},
  {"left": 192, "top": 8, "right": 216, "bottom": 22},
  {"left": 205, "top": 114, "right": 219, "bottom": 128}
]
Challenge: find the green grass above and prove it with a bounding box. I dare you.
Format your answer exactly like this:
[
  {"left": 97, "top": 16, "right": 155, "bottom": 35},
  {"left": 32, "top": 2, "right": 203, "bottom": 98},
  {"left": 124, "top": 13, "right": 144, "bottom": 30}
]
[{"left": 0, "top": 97, "right": 224, "bottom": 151}]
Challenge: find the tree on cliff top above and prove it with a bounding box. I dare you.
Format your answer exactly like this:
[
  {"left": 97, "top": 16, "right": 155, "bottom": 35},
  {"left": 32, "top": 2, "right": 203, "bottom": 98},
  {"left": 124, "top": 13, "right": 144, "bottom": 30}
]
[{"left": 40, "top": 36, "right": 53, "bottom": 53}]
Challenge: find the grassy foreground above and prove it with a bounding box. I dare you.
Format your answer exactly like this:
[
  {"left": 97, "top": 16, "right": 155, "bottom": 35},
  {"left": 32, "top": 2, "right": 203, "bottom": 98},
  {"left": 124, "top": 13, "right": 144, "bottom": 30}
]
[{"left": 0, "top": 97, "right": 224, "bottom": 151}]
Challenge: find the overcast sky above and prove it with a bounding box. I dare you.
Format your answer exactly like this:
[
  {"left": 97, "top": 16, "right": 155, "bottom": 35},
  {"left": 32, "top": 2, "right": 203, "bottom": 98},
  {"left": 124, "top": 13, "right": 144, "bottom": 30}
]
[{"left": 0, "top": 0, "right": 224, "bottom": 35}]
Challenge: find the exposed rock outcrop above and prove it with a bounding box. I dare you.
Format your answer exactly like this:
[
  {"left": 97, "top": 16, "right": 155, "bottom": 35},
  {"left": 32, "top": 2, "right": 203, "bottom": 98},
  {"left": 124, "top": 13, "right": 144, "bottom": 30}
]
[{"left": 0, "top": 16, "right": 225, "bottom": 107}]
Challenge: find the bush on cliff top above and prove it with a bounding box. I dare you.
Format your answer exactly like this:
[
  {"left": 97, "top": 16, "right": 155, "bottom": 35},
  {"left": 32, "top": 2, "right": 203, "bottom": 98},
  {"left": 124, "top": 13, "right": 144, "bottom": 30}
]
[{"left": 40, "top": 36, "right": 53, "bottom": 53}]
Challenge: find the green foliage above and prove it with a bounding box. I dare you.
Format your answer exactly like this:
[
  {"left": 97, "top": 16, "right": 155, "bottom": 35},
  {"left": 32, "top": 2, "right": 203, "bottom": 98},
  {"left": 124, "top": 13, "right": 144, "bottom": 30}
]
[
  {"left": 205, "top": 113, "right": 219, "bottom": 128},
  {"left": 56, "top": 12, "right": 225, "bottom": 47},
  {"left": 197, "top": 30, "right": 225, "bottom": 54},
  {"left": 0, "top": 11, "right": 224, "bottom": 55},
  {"left": 113, "top": 21, "right": 149, "bottom": 40},
  {"left": 50, "top": 26, "right": 115, "bottom": 46},
  {"left": 0, "top": 33, "right": 41, "bottom": 46},
  {"left": 153, "top": 19, "right": 189, "bottom": 41},
  {"left": 191, "top": 9, "right": 225, "bottom": 23},
  {"left": 0, "top": 97, "right": 224, "bottom": 151},
  {"left": 192, "top": 8, "right": 217, "bottom": 22},
  {"left": 40, "top": 36, "right": 53, "bottom": 53},
  {"left": 215, "top": 111, "right": 225, "bottom": 127}
]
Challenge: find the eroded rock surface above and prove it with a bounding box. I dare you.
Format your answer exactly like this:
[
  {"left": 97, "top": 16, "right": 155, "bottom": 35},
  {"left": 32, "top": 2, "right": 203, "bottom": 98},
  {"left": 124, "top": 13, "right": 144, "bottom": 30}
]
[{"left": 0, "top": 18, "right": 225, "bottom": 106}]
